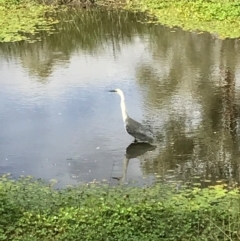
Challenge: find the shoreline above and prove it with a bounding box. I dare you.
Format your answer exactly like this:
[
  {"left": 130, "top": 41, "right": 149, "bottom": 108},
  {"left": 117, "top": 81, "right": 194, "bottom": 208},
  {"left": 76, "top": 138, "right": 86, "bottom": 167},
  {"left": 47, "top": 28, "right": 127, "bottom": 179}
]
[
  {"left": 123, "top": 0, "right": 240, "bottom": 39},
  {"left": 1, "top": 0, "right": 240, "bottom": 43}
]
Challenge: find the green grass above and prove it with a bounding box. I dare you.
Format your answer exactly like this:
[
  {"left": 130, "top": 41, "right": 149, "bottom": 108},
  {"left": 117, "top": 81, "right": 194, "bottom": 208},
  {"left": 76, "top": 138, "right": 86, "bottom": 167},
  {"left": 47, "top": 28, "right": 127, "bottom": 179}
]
[
  {"left": 124, "top": 0, "right": 240, "bottom": 39},
  {"left": 1, "top": 174, "right": 240, "bottom": 240},
  {"left": 0, "top": 0, "right": 59, "bottom": 42}
]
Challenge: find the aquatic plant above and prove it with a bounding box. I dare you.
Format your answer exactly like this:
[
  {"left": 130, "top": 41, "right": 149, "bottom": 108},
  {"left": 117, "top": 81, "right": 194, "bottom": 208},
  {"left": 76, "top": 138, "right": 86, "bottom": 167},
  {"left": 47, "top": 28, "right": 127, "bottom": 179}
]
[
  {"left": 124, "top": 0, "right": 240, "bottom": 39},
  {"left": 0, "top": 174, "right": 240, "bottom": 240},
  {"left": 0, "top": 0, "right": 59, "bottom": 42}
]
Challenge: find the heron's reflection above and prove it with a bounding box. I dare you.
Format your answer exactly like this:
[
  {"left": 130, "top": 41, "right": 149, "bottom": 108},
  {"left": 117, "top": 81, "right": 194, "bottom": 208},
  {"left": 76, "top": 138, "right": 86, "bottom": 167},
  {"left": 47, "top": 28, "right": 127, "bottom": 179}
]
[{"left": 112, "top": 143, "right": 156, "bottom": 184}]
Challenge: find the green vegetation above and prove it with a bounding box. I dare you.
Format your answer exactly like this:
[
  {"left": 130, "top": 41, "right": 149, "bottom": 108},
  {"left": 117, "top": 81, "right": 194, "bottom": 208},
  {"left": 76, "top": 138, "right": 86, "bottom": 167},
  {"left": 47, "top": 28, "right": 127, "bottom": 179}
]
[
  {"left": 125, "top": 0, "right": 240, "bottom": 39},
  {"left": 0, "top": 0, "right": 59, "bottom": 42},
  {"left": 0, "top": 174, "right": 240, "bottom": 240},
  {"left": 2, "top": 0, "right": 240, "bottom": 42}
]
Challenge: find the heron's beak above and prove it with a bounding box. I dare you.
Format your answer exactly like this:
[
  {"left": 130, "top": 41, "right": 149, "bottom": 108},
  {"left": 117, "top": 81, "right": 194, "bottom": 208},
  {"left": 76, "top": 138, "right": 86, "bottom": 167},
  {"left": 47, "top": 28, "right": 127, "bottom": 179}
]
[{"left": 109, "top": 90, "right": 117, "bottom": 92}]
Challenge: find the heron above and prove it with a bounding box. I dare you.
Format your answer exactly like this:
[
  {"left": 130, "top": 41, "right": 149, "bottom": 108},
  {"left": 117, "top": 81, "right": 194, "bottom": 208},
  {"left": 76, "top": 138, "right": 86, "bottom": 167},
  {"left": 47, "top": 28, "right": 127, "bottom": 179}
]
[{"left": 109, "top": 88, "right": 154, "bottom": 143}]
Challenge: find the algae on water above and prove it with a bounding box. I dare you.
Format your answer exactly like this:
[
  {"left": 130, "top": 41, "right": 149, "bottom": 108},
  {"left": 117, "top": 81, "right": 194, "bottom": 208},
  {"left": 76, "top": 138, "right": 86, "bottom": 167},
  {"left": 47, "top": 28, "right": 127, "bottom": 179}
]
[
  {"left": 0, "top": 0, "right": 59, "bottom": 42},
  {"left": 125, "top": 0, "right": 240, "bottom": 39}
]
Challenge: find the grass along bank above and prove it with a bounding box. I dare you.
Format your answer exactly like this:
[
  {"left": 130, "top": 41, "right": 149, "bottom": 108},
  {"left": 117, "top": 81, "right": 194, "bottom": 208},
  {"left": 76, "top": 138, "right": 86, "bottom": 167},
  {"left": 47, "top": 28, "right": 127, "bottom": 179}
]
[
  {"left": 125, "top": 0, "right": 240, "bottom": 39},
  {"left": 1, "top": 174, "right": 240, "bottom": 240},
  {"left": 0, "top": 0, "right": 60, "bottom": 42},
  {"left": 2, "top": 0, "right": 240, "bottom": 42}
]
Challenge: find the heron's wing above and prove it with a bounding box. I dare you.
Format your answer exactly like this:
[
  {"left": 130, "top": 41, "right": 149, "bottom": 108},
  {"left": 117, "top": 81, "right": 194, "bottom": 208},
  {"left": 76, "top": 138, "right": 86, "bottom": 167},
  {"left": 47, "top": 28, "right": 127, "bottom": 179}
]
[
  {"left": 126, "top": 117, "right": 154, "bottom": 141},
  {"left": 128, "top": 118, "right": 153, "bottom": 134},
  {"left": 126, "top": 124, "right": 148, "bottom": 139}
]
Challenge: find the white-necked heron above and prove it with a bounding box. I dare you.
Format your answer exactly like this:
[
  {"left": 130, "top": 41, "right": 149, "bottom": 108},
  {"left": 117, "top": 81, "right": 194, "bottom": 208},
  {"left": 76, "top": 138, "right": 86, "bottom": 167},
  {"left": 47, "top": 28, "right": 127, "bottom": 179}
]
[{"left": 109, "top": 88, "right": 154, "bottom": 143}]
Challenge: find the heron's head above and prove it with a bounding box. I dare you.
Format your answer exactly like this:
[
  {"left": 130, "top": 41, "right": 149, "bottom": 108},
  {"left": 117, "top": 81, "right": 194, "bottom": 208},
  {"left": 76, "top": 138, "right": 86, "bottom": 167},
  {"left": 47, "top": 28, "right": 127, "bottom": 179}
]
[{"left": 109, "top": 88, "right": 124, "bottom": 99}]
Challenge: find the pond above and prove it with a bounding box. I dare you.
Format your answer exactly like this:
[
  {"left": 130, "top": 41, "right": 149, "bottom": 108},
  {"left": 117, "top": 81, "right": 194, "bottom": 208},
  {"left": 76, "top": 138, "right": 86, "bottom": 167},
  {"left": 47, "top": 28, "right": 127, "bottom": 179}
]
[{"left": 1, "top": 9, "right": 240, "bottom": 188}]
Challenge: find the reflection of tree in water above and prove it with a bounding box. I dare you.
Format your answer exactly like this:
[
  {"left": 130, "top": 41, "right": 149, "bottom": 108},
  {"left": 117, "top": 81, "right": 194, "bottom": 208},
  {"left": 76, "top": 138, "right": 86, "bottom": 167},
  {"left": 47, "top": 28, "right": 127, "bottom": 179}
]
[
  {"left": 0, "top": 10, "right": 150, "bottom": 80},
  {"left": 0, "top": 39, "right": 70, "bottom": 82},
  {"left": 135, "top": 28, "right": 240, "bottom": 186}
]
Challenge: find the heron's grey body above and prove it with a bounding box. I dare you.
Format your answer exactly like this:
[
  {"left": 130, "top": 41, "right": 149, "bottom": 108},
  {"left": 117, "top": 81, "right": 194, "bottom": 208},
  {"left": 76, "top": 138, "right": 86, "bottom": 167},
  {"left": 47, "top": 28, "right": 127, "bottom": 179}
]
[{"left": 109, "top": 88, "right": 154, "bottom": 143}]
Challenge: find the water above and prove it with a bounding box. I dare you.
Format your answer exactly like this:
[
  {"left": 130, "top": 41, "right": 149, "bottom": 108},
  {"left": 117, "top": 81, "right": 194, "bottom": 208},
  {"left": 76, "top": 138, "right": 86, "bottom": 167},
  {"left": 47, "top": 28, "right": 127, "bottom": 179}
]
[{"left": 1, "top": 9, "right": 240, "bottom": 188}]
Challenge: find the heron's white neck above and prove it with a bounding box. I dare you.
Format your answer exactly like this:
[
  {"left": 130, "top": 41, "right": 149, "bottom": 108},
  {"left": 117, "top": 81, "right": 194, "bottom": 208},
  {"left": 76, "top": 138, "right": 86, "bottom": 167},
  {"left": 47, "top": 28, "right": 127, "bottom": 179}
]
[{"left": 118, "top": 92, "right": 128, "bottom": 123}]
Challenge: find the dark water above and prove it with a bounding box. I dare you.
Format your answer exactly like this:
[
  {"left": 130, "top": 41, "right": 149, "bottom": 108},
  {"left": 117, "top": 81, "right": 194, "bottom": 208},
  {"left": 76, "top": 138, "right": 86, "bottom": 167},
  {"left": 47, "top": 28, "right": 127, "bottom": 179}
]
[{"left": 1, "top": 9, "right": 240, "bottom": 188}]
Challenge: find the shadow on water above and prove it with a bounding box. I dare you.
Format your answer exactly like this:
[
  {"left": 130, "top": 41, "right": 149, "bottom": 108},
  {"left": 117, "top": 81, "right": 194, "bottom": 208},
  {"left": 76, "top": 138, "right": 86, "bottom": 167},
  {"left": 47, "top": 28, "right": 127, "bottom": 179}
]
[{"left": 112, "top": 143, "right": 156, "bottom": 184}]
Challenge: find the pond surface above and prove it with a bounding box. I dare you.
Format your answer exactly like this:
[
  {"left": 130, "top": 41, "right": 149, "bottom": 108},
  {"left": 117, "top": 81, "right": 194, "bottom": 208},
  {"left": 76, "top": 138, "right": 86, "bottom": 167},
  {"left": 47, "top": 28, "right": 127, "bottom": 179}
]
[{"left": 1, "top": 9, "right": 240, "bottom": 188}]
